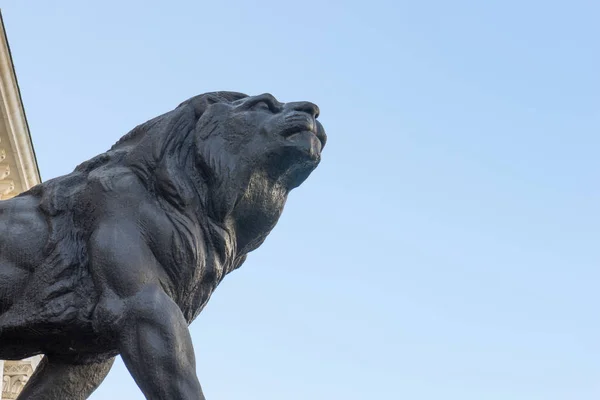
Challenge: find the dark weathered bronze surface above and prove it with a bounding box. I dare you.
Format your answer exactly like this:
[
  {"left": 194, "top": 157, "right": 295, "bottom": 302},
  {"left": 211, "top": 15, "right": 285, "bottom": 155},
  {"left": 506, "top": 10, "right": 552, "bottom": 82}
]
[{"left": 0, "top": 92, "right": 326, "bottom": 399}]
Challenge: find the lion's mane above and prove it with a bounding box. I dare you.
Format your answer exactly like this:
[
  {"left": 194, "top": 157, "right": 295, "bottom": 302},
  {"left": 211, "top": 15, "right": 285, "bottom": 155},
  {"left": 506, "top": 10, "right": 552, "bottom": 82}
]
[{"left": 16, "top": 91, "right": 250, "bottom": 334}]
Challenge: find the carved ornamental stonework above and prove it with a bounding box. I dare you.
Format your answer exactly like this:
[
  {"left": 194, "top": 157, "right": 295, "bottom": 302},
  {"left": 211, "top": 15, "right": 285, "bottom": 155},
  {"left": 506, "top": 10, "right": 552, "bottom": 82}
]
[
  {"left": 0, "top": 12, "right": 39, "bottom": 200},
  {"left": 0, "top": 11, "right": 42, "bottom": 400},
  {"left": 2, "top": 359, "right": 40, "bottom": 399}
]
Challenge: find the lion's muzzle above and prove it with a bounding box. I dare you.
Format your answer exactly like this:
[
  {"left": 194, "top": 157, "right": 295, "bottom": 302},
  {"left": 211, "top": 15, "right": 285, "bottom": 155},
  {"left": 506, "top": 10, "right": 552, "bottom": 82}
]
[{"left": 280, "top": 101, "right": 327, "bottom": 150}]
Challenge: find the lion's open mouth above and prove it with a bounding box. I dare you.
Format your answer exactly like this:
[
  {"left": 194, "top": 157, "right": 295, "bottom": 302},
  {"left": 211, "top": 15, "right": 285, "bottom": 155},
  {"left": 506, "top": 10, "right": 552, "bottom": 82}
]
[
  {"left": 281, "top": 126, "right": 326, "bottom": 150},
  {"left": 283, "top": 129, "right": 326, "bottom": 151},
  {"left": 282, "top": 129, "right": 312, "bottom": 140}
]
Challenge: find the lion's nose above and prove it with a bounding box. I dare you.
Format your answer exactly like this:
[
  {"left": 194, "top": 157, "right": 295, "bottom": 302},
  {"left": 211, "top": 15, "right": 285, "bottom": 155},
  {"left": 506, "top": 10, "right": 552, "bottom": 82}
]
[{"left": 286, "top": 101, "right": 320, "bottom": 119}]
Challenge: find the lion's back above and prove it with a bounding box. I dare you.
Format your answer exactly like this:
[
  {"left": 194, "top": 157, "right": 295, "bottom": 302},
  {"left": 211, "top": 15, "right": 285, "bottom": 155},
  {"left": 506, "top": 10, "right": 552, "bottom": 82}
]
[{"left": 0, "top": 194, "right": 49, "bottom": 271}]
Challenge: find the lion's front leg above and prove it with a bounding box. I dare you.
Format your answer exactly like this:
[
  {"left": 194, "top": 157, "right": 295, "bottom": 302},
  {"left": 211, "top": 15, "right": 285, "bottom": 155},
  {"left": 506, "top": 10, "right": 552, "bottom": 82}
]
[
  {"left": 110, "top": 285, "right": 204, "bottom": 400},
  {"left": 89, "top": 222, "right": 205, "bottom": 400}
]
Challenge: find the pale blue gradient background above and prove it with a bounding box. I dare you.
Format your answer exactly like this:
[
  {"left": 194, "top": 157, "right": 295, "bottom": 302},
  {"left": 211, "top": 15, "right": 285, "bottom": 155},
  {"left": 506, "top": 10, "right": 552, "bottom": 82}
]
[{"left": 2, "top": 1, "right": 599, "bottom": 399}]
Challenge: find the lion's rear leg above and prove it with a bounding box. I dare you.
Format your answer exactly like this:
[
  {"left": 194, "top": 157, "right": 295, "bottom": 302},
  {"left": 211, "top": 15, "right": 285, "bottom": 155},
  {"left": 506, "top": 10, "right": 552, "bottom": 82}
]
[{"left": 16, "top": 356, "right": 115, "bottom": 400}]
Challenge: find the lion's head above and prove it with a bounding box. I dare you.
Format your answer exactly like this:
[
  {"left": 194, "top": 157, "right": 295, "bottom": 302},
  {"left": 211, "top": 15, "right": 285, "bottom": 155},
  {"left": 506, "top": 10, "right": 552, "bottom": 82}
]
[
  {"left": 186, "top": 92, "right": 326, "bottom": 251},
  {"left": 186, "top": 91, "right": 326, "bottom": 190}
]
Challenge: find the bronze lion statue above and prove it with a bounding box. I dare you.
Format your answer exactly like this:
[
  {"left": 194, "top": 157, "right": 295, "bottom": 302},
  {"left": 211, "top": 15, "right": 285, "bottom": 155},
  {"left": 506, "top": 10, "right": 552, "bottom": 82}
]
[{"left": 0, "top": 91, "right": 326, "bottom": 399}]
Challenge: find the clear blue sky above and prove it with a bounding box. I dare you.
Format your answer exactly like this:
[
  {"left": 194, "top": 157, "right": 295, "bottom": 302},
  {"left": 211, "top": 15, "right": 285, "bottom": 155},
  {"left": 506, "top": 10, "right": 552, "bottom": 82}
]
[{"left": 2, "top": 1, "right": 599, "bottom": 399}]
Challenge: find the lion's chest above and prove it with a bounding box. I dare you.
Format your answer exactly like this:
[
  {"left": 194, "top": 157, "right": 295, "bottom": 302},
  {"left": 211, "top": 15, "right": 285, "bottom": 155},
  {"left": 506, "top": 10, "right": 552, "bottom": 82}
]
[{"left": 137, "top": 202, "right": 234, "bottom": 314}]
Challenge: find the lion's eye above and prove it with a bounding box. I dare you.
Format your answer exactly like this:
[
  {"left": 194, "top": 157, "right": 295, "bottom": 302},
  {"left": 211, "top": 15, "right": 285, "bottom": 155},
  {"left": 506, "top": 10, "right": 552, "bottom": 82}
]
[{"left": 252, "top": 101, "right": 274, "bottom": 112}]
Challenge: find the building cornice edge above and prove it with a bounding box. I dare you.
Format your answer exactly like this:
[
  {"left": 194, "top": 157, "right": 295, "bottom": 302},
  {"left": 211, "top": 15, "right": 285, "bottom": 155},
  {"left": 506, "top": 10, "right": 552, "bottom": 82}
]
[{"left": 0, "top": 10, "right": 41, "bottom": 189}]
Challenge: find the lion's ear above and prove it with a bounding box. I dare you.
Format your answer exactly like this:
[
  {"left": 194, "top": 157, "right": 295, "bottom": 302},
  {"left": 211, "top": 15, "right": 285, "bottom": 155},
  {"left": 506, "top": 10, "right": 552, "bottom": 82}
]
[
  {"left": 179, "top": 92, "right": 249, "bottom": 122},
  {"left": 185, "top": 95, "right": 218, "bottom": 120}
]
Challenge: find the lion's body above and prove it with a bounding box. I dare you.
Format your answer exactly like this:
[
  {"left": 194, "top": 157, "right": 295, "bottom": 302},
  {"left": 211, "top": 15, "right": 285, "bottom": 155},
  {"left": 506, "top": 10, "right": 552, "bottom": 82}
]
[
  {"left": 0, "top": 91, "right": 326, "bottom": 399},
  {"left": 0, "top": 152, "right": 239, "bottom": 364}
]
